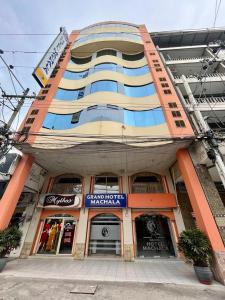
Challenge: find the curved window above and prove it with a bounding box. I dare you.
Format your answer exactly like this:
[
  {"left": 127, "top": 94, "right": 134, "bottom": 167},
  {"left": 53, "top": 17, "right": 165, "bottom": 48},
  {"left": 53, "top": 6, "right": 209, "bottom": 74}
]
[
  {"left": 42, "top": 113, "right": 76, "bottom": 130},
  {"left": 124, "top": 108, "right": 165, "bottom": 127},
  {"left": 122, "top": 52, "right": 144, "bottom": 61},
  {"left": 123, "top": 65, "right": 149, "bottom": 76},
  {"left": 131, "top": 173, "right": 164, "bottom": 193},
  {"left": 91, "top": 80, "right": 118, "bottom": 93},
  {"left": 124, "top": 83, "right": 155, "bottom": 97},
  {"left": 94, "top": 175, "right": 119, "bottom": 193},
  {"left": 63, "top": 70, "right": 89, "bottom": 80},
  {"left": 42, "top": 107, "right": 165, "bottom": 130},
  {"left": 94, "top": 63, "right": 117, "bottom": 72},
  {"left": 52, "top": 174, "right": 83, "bottom": 193},
  {"left": 74, "top": 32, "right": 142, "bottom": 46},
  {"left": 96, "top": 49, "right": 117, "bottom": 57},
  {"left": 55, "top": 88, "right": 85, "bottom": 101},
  {"left": 70, "top": 56, "right": 92, "bottom": 64}
]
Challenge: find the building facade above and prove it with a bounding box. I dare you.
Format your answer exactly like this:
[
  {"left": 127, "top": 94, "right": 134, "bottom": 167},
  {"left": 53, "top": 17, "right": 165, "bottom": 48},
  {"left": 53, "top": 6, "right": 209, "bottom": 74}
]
[{"left": 0, "top": 22, "right": 225, "bottom": 283}]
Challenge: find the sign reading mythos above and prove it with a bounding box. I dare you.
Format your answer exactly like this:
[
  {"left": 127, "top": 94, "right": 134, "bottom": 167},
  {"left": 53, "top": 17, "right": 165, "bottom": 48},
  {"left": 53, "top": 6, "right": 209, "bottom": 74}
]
[
  {"left": 38, "top": 194, "right": 81, "bottom": 209},
  {"left": 85, "top": 194, "right": 127, "bottom": 208},
  {"left": 32, "top": 27, "right": 68, "bottom": 87}
]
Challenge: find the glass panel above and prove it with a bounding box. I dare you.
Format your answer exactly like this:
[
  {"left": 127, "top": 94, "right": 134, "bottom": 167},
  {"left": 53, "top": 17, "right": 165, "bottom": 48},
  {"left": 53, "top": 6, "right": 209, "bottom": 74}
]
[
  {"left": 94, "top": 63, "right": 117, "bottom": 72},
  {"left": 94, "top": 176, "right": 119, "bottom": 194},
  {"left": 124, "top": 83, "right": 155, "bottom": 97},
  {"left": 63, "top": 70, "right": 89, "bottom": 80},
  {"left": 123, "top": 65, "right": 149, "bottom": 76},
  {"left": 132, "top": 175, "right": 164, "bottom": 193},
  {"left": 91, "top": 80, "right": 117, "bottom": 93},
  {"left": 59, "top": 219, "right": 76, "bottom": 254},
  {"left": 55, "top": 88, "right": 85, "bottom": 101},
  {"left": 136, "top": 215, "right": 175, "bottom": 257},
  {"left": 52, "top": 177, "right": 82, "bottom": 193},
  {"left": 124, "top": 108, "right": 165, "bottom": 127},
  {"left": 75, "top": 33, "right": 141, "bottom": 46},
  {"left": 70, "top": 56, "right": 92, "bottom": 64},
  {"left": 122, "top": 52, "right": 144, "bottom": 61},
  {"left": 42, "top": 113, "right": 75, "bottom": 130},
  {"left": 89, "top": 214, "right": 121, "bottom": 256},
  {"left": 37, "top": 218, "right": 63, "bottom": 255},
  {"left": 96, "top": 49, "right": 117, "bottom": 57}
]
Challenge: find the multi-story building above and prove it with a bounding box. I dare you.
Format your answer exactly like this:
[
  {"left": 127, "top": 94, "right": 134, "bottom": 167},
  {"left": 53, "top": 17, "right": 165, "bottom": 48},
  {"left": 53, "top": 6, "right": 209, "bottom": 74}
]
[{"left": 0, "top": 22, "right": 225, "bottom": 283}]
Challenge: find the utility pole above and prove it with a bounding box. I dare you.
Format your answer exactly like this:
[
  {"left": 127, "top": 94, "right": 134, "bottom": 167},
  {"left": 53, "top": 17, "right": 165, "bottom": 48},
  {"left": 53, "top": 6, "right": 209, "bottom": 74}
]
[{"left": 181, "top": 74, "right": 225, "bottom": 189}]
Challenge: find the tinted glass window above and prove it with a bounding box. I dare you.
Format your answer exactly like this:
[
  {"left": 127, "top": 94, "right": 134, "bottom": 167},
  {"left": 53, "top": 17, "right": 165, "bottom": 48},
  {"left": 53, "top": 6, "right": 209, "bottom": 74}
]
[
  {"left": 63, "top": 70, "right": 89, "bottom": 80},
  {"left": 91, "top": 80, "right": 118, "bottom": 93},
  {"left": 52, "top": 176, "right": 82, "bottom": 193},
  {"left": 94, "top": 63, "right": 117, "bottom": 72},
  {"left": 124, "top": 108, "right": 165, "bottom": 127},
  {"left": 55, "top": 88, "right": 85, "bottom": 101},
  {"left": 96, "top": 49, "right": 117, "bottom": 57},
  {"left": 132, "top": 174, "right": 164, "bottom": 193},
  {"left": 70, "top": 56, "right": 92, "bottom": 64},
  {"left": 124, "top": 83, "right": 155, "bottom": 97},
  {"left": 123, "top": 65, "right": 149, "bottom": 76},
  {"left": 42, "top": 113, "right": 76, "bottom": 130},
  {"left": 122, "top": 52, "right": 144, "bottom": 61},
  {"left": 94, "top": 176, "right": 119, "bottom": 193}
]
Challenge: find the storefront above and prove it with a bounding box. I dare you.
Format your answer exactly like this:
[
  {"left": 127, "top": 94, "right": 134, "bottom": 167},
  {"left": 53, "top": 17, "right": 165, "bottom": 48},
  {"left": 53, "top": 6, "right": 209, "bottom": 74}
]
[
  {"left": 135, "top": 214, "right": 175, "bottom": 258},
  {"left": 128, "top": 193, "right": 178, "bottom": 258},
  {"left": 85, "top": 193, "right": 126, "bottom": 257},
  {"left": 33, "top": 193, "right": 81, "bottom": 256}
]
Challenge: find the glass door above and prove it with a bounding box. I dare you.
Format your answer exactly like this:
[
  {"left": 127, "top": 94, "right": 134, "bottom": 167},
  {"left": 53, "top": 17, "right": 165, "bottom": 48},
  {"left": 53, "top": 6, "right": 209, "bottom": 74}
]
[
  {"left": 37, "top": 216, "right": 76, "bottom": 255},
  {"left": 58, "top": 219, "right": 76, "bottom": 254}
]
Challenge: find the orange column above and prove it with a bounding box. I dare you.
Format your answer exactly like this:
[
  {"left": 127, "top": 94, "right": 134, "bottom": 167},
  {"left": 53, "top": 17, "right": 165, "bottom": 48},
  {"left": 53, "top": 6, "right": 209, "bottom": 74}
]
[
  {"left": 177, "top": 149, "right": 224, "bottom": 251},
  {"left": 0, "top": 154, "right": 33, "bottom": 230}
]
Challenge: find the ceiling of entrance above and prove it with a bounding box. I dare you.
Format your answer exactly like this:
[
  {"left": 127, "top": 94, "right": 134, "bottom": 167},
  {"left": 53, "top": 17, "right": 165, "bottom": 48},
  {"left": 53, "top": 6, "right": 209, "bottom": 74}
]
[{"left": 20, "top": 140, "right": 192, "bottom": 176}]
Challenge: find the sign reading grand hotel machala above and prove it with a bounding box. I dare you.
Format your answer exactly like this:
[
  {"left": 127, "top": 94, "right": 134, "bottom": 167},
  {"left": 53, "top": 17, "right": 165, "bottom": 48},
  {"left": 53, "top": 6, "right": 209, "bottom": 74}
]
[{"left": 85, "top": 194, "right": 127, "bottom": 208}]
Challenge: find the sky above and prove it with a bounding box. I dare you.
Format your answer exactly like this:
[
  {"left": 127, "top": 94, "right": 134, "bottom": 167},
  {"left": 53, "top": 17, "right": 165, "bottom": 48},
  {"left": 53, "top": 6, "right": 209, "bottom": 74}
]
[{"left": 0, "top": 0, "right": 225, "bottom": 129}]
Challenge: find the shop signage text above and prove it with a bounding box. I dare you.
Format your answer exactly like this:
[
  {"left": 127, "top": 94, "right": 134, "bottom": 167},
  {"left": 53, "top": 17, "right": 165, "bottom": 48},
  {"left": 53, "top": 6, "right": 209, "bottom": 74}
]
[
  {"left": 85, "top": 194, "right": 127, "bottom": 208},
  {"left": 39, "top": 194, "right": 81, "bottom": 208}
]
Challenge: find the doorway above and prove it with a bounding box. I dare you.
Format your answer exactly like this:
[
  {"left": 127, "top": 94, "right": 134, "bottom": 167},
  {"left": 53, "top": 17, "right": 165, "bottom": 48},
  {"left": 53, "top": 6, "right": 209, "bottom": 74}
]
[
  {"left": 37, "top": 215, "right": 76, "bottom": 255},
  {"left": 88, "top": 214, "right": 121, "bottom": 256},
  {"left": 135, "top": 215, "right": 175, "bottom": 258}
]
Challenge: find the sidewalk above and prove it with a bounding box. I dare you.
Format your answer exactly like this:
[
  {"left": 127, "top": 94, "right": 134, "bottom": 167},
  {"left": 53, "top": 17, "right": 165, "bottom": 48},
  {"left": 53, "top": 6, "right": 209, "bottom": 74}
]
[{"left": 0, "top": 257, "right": 221, "bottom": 286}]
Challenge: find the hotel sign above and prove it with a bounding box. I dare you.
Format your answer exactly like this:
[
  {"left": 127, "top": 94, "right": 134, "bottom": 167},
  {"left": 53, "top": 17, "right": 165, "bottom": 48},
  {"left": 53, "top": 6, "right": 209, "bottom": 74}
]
[
  {"left": 38, "top": 194, "right": 81, "bottom": 209},
  {"left": 32, "top": 27, "right": 68, "bottom": 87},
  {"left": 85, "top": 194, "right": 127, "bottom": 208}
]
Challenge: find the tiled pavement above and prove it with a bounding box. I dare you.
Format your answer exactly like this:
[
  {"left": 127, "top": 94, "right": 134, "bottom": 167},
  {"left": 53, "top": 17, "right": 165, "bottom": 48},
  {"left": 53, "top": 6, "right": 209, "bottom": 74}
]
[{"left": 0, "top": 257, "right": 220, "bottom": 286}]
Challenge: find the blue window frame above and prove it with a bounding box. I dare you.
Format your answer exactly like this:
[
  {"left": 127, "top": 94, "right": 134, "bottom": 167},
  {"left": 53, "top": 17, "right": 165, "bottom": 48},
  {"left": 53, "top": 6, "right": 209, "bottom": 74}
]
[
  {"left": 124, "top": 83, "right": 155, "bottom": 97},
  {"left": 123, "top": 65, "right": 149, "bottom": 76},
  {"left": 91, "top": 80, "right": 118, "bottom": 93},
  {"left": 94, "top": 63, "right": 117, "bottom": 73},
  {"left": 124, "top": 108, "right": 165, "bottom": 127},
  {"left": 55, "top": 88, "right": 85, "bottom": 101},
  {"left": 63, "top": 70, "right": 89, "bottom": 80}
]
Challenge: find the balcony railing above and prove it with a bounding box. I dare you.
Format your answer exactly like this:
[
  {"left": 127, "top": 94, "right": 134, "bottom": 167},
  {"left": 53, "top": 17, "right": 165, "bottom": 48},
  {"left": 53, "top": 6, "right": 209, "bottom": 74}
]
[
  {"left": 173, "top": 73, "right": 225, "bottom": 80},
  {"left": 166, "top": 57, "right": 204, "bottom": 62}
]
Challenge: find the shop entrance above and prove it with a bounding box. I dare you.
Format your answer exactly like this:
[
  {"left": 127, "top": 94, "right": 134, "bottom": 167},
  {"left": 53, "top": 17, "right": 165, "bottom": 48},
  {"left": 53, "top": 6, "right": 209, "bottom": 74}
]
[
  {"left": 135, "top": 215, "right": 175, "bottom": 258},
  {"left": 88, "top": 214, "right": 121, "bottom": 256},
  {"left": 37, "top": 214, "right": 76, "bottom": 255}
]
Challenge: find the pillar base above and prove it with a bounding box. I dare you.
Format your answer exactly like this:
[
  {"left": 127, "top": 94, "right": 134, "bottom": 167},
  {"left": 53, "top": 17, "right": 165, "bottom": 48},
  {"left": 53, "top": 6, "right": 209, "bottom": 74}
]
[
  {"left": 124, "top": 244, "right": 134, "bottom": 262},
  {"left": 212, "top": 251, "right": 225, "bottom": 285},
  {"left": 74, "top": 243, "right": 86, "bottom": 260},
  {"left": 20, "top": 242, "right": 33, "bottom": 258}
]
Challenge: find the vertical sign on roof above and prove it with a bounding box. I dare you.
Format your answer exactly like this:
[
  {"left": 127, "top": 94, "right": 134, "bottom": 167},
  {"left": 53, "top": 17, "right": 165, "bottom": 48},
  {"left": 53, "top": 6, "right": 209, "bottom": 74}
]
[{"left": 32, "top": 27, "right": 68, "bottom": 87}]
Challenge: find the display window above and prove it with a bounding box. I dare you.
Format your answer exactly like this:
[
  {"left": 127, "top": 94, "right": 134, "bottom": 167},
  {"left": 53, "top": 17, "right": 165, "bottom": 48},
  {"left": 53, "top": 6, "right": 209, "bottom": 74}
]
[{"left": 37, "top": 215, "right": 76, "bottom": 255}]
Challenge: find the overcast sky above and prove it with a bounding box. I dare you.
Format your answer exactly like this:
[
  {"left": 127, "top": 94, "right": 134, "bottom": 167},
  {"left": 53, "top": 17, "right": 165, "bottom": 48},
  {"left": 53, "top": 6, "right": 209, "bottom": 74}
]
[{"left": 0, "top": 0, "right": 225, "bottom": 128}]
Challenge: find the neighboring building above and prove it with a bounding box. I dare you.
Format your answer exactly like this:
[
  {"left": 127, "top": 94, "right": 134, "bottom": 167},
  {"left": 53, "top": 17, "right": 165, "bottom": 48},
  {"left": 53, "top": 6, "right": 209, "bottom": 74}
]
[{"left": 0, "top": 22, "right": 225, "bottom": 283}]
